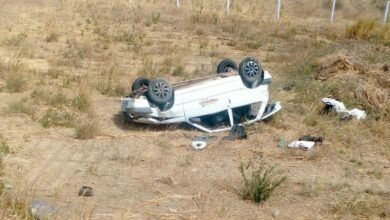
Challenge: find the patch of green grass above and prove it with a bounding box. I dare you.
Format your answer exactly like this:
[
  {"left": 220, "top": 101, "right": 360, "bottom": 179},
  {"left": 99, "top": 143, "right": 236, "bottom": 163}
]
[
  {"left": 0, "top": 141, "right": 10, "bottom": 156},
  {"left": 239, "top": 160, "right": 287, "bottom": 203},
  {"left": 151, "top": 12, "right": 161, "bottom": 24}
]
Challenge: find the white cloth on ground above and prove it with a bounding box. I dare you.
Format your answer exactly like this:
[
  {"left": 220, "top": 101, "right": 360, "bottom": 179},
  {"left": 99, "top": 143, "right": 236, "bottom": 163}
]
[
  {"left": 288, "top": 141, "right": 315, "bottom": 150},
  {"left": 321, "top": 98, "right": 366, "bottom": 120}
]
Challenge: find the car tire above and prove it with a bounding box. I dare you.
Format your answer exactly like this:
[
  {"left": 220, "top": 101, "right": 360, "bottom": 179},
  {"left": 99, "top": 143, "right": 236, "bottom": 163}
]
[
  {"left": 147, "top": 78, "right": 173, "bottom": 105},
  {"left": 217, "top": 59, "right": 237, "bottom": 74},
  {"left": 131, "top": 77, "right": 150, "bottom": 92},
  {"left": 238, "top": 57, "right": 264, "bottom": 85}
]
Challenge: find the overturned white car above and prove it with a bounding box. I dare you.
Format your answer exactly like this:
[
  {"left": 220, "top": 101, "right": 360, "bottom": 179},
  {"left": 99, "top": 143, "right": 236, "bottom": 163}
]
[{"left": 121, "top": 57, "right": 281, "bottom": 132}]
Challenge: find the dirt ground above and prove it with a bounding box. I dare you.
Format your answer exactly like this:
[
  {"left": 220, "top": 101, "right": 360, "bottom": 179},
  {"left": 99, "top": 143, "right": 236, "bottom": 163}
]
[{"left": 0, "top": 0, "right": 389, "bottom": 219}]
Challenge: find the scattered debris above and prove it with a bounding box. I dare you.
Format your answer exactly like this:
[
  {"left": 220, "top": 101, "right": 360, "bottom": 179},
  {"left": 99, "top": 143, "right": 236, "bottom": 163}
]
[
  {"left": 288, "top": 141, "right": 315, "bottom": 150},
  {"left": 191, "top": 140, "right": 207, "bottom": 150},
  {"left": 78, "top": 186, "right": 93, "bottom": 197},
  {"left": 191, "top": 135, "right": 217, "bottom": 150},
  {"left": 322, "top": 98, "right": 366, "bottom": 120},
  {"left": 29, "top": 199, "right": 57, "bottom": 219},
  {"left": 380, "top": 64, "right": 389, "bottom": 72},
  {"left": 298, "top": 135, "right": 323, "bottom": 143},
  {"left": 222, "top": 125, "right": 247, "bottom": 141}
]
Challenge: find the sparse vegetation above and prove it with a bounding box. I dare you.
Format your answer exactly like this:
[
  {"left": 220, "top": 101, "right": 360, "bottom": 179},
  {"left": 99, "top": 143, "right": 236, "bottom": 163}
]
[
  {"left": 239, "top": 161, "right": 286, "bottom": 203},
  {"left": 8, "top": 98, "right": 35, "bottom": 117},
  {"left": 96, "top": 66, "right": 127, "bottom": 97},
  {"left": 0, "top": 60, "right": 27, "bottom": 93},
  {"left": 40, "top": 108, "right": 74, "bottom": 128},
  {"left": 2, "top": 32, "right": 27, "bottom": 47},
  {"left": 331, "top": 193, "right": 388, "bottom": 218},
  {"left": 45, "top": 31, "right": 59, "bottom": 42},
  {"left": 75, "top": 117, "right": 99, "bottom": 139},
  {"left": 73, "top": 88, "right": 91, "bottom": 112},
  {"left": 346, "top": 20, "right": 377, "bottom": 40},
  {"left": 0, "top": 0, "right": 389, "bottom": 218}
]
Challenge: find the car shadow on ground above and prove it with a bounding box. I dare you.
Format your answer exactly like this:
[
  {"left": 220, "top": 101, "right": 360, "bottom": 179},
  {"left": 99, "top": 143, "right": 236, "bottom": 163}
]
[{"left": 111, "top": 112, "right": 195, "bottom": 132}]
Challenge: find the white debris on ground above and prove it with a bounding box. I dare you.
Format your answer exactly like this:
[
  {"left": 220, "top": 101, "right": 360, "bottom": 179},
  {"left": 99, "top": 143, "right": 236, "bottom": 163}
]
[
  {"left": 191, "top": 140, "right": 207, "bottom": 150},
  {"left": 288, "top": 141, "right": 315, "bottom": 150},
  {"left": 321, "top": 98, "right": 366, "bottom": 120}
]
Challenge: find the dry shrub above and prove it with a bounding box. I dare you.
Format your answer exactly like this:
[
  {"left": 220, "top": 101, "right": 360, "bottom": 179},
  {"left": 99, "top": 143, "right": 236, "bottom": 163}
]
[
  {"left": 45, "top": 30, "right": 59, "bottom": 42},
  {"left": 2, "top": 32, "right": 27, "bottom": 47},
  {"left": 40, "top": 108, "right": 75, "bottom": 128},
  {"left": 354, "top": 84, "right": 386, "bottom": 109},
  {"left": 346, "top": 20, "right": 377, "bottom": 39},
  {"left": 346, "top": 20, "right": 390, "bottom": 42},
  {"left": 0, "top": 192, "right": 33, "bottom": 219},
  {"left": 75, "top": 115, "right": 99, "bottom": 139},
  {"left": 0, "top": 60, "right": 27, "bottom": 93},
  {"left": 48, "top": 91, "right": 69, "bottom": 107},
  {"left": 5, "top": 74, "right": 26, "bottom": 93},
  {"left": 8, "top": 98, "right": 36, "bottom": 117},
  {"left": 330, "top": 193, "right": 388, "bottom": 218},
  {"left": 96, "top": 65, "right": 127, "bottom": 97},
  {"left": 45, "top": 68, "right": 63, "bottom": 79},
  {"left": 137, "top": 57, "right": 161, "bottom": 79},
  {"left": 73, "top": 88, "right": 91, "bottom": 112}
]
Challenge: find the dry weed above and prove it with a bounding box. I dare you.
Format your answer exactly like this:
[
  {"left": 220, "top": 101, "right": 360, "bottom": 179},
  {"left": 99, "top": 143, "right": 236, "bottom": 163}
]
[{"left": 75, "top": 113, "right": 99, "bottom": 139}]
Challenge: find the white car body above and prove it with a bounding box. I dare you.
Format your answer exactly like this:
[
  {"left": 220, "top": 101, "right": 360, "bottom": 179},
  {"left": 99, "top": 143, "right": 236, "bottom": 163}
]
[{"left": 120, "top": 70, "right": 281, "bottom": 132}]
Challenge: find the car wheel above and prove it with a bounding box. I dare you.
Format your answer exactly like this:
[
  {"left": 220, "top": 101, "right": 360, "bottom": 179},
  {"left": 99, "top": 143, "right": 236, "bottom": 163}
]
[
  {"left": 217, "top": 59, "right": 237, "bottom": 74},
  {"left": 131, "top": 77, "right": 150, "bottom": 92},
  {"left": 147, "top": 78, "right": 173, "bottom": 105},
  {"left": 238, "top": 57, "right": 264, "bottom": 84}
]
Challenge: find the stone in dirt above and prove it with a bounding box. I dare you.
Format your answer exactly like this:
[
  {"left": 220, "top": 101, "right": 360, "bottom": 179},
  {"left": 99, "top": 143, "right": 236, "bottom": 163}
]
[{"left": 78, "top": 186, "right": 93, "bottom": 197}]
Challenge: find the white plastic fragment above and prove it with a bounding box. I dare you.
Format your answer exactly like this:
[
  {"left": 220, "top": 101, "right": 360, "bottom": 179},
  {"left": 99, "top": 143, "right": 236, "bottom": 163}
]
[
  {"left": 288, "top": 141, "right": 315, "bottom": 150},
  {"left": 191, "top": 140, "right": 207, "bottom": 150},
  {"left": 321, "top": 98, "right": 366, "bottom": 120}
]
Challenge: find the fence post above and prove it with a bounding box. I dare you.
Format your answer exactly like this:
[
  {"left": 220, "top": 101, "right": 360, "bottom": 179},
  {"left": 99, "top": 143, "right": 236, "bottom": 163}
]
[
  {"left": 330, "top": 0, "right": 337, "bottom": 23},
  {"left": 276, "top": 0, "right": 281, "bottom": 21},
  {"left": 227, "top": 0, "right": 230, "bottom": 15},
  {"left": 176, "top": 0, "right": 180, "bottom": 8},
  {"left": 384, "top": 1, "right": 390, "bottom": 24}
]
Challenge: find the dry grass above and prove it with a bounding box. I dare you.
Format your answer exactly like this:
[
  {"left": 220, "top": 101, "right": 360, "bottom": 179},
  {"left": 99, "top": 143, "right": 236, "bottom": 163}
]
[
  {"left": 40, "top": 108, "right": 75, "bottom": 128},
  {"left": 330, "top": 193, "right": 388, "bottom": 218},
  {"left": 75, "top": 115, "right": 99, "bottom": 139},
  {"left": 0, "top": 0, "right": 389, "bottom": 219},
  {"left": 8, "top": 98, "right": 36, "bottom": 118},
  {"left": 0, "top": 60, "right": 27, "bottom": 93},
  {"left": 72, "top": 87, "right": 91, "bottom": 112}
]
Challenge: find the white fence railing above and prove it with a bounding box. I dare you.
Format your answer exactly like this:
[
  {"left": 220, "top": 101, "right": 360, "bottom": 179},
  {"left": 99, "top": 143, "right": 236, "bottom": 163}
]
[{"left": 174, "top": 0, "right": 390, "bottom": 24}]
